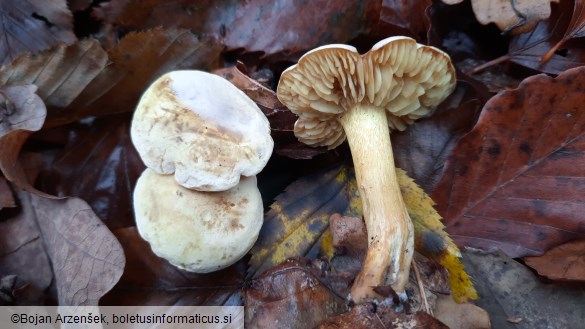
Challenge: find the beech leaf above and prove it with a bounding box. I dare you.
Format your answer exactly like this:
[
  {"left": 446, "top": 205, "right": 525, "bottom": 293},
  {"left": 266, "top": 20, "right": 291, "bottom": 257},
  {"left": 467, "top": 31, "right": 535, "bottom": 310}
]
[
  {"left": 0, "top": 0, "right": 76, "bottom": 65},
  {"left": 0, "top": 29, "right": 222, "bottom": 128},
  {"left": 95, "top": 0, "right": 382, "bottom": 57},
  {"left": 433, "top": 66, "right": 585, "bottom": 258},
  {"left": 30, "top": 195, "right": 125, "bottom": 305}
]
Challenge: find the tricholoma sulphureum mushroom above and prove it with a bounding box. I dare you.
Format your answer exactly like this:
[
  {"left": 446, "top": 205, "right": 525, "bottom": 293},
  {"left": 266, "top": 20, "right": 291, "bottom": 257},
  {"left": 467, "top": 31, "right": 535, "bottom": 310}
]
[
  {"left": 131, "top": 70, "right": 273, "bottom": 191},
  {"left": 277, "top": 36, "right": 456, "bottom": 303},
  {"left": 134, "top": 169, "right": 264, "bottom": 272}
]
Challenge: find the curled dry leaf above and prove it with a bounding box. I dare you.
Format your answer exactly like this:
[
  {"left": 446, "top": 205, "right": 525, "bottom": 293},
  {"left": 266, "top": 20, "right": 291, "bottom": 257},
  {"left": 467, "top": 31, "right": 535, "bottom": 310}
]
[
  {"left": 441, "top": 0, "right": 559, "bottom": 35},
  {"left": 0, "top": 0, "right": 75, "bottom": 65},
  {"left": 524, "top": 238, "right": 585, "bottom": 281},
  {"left": 0, "top": 85, "right": 51, "bottom": 196},
  {"left": 0, "top": 175, "right": 15, "bottom": 209},
  {"left": 95, "top": 0, "right": 382, "bottom": 58},
  {"left": 244, "top": 258, "right": 347, "bottom": 329},
  {"left": 433, "top": 66, "right": 585, "bottom": 258},
  {"left": 542, "top": 0, "right": 585, "bottom": 62},
  {"left": 101, "top": 228, "right": 244, "bottom": 306},
  {"left": 30, "top": 196, "right": 125, "bottom": 305}
]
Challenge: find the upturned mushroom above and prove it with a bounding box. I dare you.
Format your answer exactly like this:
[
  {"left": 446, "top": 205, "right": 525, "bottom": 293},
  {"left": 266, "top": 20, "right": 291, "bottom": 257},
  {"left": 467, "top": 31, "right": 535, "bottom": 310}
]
[
  {"left": 131, "top": 70, "right": 274, "bottom": 191},
  {"left": 277, "top": 36, "right": 456, "bottom": 303},
  {"left": 134, "top": 169, "right": 264, "bottom": 272}
]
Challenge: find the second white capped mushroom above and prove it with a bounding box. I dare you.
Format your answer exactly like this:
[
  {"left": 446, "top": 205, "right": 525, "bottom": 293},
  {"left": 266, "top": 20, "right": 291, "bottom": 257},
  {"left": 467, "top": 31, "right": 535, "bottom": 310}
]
[
  {"left": 131, "top": 70, "right": 274, "bottom": 192},
  {"left": 133, "top": 169, "right": 264, "bottom": 273}
]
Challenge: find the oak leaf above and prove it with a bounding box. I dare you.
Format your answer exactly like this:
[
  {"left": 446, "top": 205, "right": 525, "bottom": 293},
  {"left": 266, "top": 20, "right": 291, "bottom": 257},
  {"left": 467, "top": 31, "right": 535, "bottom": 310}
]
[{"left": 433, "top": 66, "right": 585, "bottom": 258}]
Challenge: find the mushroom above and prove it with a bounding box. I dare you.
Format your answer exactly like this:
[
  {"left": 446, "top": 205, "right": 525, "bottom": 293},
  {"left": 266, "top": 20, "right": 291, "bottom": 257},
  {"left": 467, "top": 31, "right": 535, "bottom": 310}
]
[
  {"left": 133, "top": 169, "right": 264, "bottom": 273},
  {"left": 276, "top": 36, "right": 456, "bottom": 303},
  {"left": 131, "top": 70, "right": 274, "bottom": 192}
]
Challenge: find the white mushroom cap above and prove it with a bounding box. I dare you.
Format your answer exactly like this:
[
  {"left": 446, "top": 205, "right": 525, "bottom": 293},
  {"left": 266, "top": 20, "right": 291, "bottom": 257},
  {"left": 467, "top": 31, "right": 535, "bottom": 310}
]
[
  {"left": 277, "top": 36, "right": 456, "bottom": 149},
  {"left": 131, "top": 70, "right": 274, "bottom": 191},
  {"left": 133, "top": 169, "right": 264, "bottom": 273}
]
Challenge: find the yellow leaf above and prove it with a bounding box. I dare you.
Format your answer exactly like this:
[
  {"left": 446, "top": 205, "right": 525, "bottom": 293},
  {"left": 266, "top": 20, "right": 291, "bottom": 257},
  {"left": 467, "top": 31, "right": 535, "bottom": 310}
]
[
  {"left": 399, "top": 168, "right": 478, "bottom": 303},
  {"left": 250, "top": 165, "right": 478, "bottom": 302}
]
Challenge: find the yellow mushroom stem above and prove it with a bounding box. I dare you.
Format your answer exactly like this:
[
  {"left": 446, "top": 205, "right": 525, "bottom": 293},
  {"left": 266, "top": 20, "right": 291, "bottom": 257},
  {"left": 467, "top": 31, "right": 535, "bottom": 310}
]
[{"left": 338, "top": 104, "right": 414, "bottom": 303}]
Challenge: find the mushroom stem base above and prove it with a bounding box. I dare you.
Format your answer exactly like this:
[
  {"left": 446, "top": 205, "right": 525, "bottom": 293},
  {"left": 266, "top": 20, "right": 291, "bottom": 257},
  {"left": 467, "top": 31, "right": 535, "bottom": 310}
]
[{"left": 338, "top": 104, "right": 414, "bottom": 304}]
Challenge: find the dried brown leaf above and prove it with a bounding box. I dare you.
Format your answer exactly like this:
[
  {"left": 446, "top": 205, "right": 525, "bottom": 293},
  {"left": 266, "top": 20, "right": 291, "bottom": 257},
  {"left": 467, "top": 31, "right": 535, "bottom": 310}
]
[
  {"left": 0, "top": 0, "right": 75, "bottom": 65},
  {"left": 0, "top": 189, "right": 53, "bottom": 303},
  {"left": 244, "top": 258, "right": 347, "bottom": 329},
  {"left": 433, "top": 66, "right": 585, "bottom": 257},
  {"left": 524, "top": 238, "right": 585, "bottom": 281},
  {"left": 393, "top": 81, "right": 484, "bottom": 192},
  {"left": 434, "top": 295, "right": 491, "bottom": 329},
  {"left": 542, "top": 0, "right": 585, "bottom": 61},
  {"left": 0, "top": 39, "right": 107, "bottom": 125},
  {"left": 316, "top": 303, "right": 449, "bottom": 329},
  {"left": 37, "top": 114, "right": 144, "bottom": 229},
  {"left": 377, "top": 0, "right": 432, "bottom": 38},
  {"left": 30, "top": 195, "right": 125, "bottom": 305},
  {"left": 0, "top": 85, "right": 51, "bottom": 196},
  {"left": 0, "top": 29, "right": 222, "bottom": 128},
  {"left": 0, "top": 175, "right": 15, "bottom": 209},
  {"left": 65, "top": 28, "right": 222, "bottom": 125},
  {"left": 95, "top": 0, "right": 382, "bottom": 58}
]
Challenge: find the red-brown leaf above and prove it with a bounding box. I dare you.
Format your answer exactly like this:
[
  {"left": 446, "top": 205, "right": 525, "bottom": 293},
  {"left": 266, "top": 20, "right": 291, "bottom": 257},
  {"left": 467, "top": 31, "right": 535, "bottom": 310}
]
[
  {"left": 244, "top": 258, "right": 347, "bottom": 329},
  {"left": 0, "top": 0, "right": 75, "bottom": 65},
  {"left": 433, "top": 66, "right": 585, "bottom": 258},
  {"left": 95, "top": 0, "right": 382, "bottom": 58}
]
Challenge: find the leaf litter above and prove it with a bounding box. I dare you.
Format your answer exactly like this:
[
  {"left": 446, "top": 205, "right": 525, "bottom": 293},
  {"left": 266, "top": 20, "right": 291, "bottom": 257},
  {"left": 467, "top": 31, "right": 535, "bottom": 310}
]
[{"left": 2, "top": 0, "right": 585, "bottom": 326}]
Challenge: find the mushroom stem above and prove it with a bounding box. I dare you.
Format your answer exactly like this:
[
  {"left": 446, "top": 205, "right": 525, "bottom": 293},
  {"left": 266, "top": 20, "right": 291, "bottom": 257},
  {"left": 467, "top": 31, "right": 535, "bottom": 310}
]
[{"left": 338, "top": 104, "right": 414, "bottom": 303}]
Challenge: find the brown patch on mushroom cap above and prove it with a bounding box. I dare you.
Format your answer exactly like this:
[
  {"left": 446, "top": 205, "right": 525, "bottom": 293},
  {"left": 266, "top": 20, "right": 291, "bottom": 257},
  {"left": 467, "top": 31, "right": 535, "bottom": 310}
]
[
  {"left": 133, "top": 169, "right": 264, "bottom": 273},
  {"left": 131, "top": 70, "right": 274, "bottom": 191},
  {"left": 277, "top": 36, "right": 456, "bottom": 149}
]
